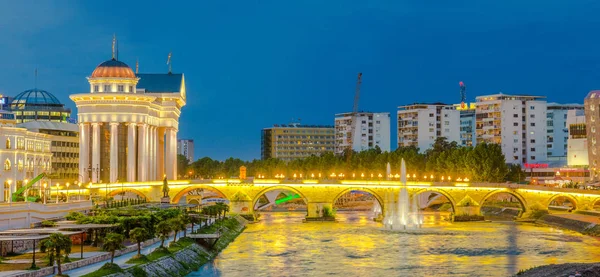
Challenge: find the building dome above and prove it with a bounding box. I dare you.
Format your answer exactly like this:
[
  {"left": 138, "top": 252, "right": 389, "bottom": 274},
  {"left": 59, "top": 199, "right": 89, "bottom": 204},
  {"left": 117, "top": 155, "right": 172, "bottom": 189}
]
[
  {"left": 11, "top": 89, "right": 62, "bottom": 106},
  {"left": 91, "top": 58, "right": 135, "bottom": 78},
  {"left": 586, "top": 90, "right": 600, "bottom": 99}
]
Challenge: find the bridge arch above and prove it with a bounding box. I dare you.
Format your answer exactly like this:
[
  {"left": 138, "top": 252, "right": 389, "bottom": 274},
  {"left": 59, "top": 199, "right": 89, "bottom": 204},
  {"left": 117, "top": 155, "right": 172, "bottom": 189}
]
[
  {"left": 412, "top": 188, "right": 457, "bottom": 212},
  {"left": 332, "top": 187, "right": 384, "bottom": 212},
  {"left": 171, "top": 185, "right": 230, "bottom": 204},
  {"left": 480, "top": 190, "right": 527, "bottom": 212},
  {"left": 547, "top": 193, "right": 578, "bottom": 210},
  {"left": 251, "top": 185, "right": 308, "bottom": 212},
  {"left": 591, "top": 197, "right": 600, "bottom": 210},
  {"left": 108, "top": 188, "right": 148, "bottom": 199}
]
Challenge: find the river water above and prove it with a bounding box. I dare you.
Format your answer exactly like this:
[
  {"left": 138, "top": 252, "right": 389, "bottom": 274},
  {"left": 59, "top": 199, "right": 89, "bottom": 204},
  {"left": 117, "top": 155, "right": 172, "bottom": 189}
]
[{"left": 189, "top": 212, "right": 600, "bottom": 277}]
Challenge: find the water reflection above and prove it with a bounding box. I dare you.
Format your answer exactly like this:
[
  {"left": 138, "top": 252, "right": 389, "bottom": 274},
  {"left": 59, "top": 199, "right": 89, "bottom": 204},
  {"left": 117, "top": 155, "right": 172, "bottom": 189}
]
[{"left": 189, "top": 212, "right": 600, "bottom": 277}]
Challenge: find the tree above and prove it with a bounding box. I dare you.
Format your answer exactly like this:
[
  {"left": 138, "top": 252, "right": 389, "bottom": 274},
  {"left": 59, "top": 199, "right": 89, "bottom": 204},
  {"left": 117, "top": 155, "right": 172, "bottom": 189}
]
[
  {"left": 155, "top": 221, "right": 172, "bottom": 248},
  {"left": 40, "top": 233, "right": 72, "bottom": 276},
  {"left": 169, "top": 217, "right": 184, "bottom": 243},
  {"left": 129, "top": 227, "right": 149, "bottom": 257},
  {"left": 103, "top": 233, "right": 125, "bottom": 264},
  {"left": 506, "top": 164, "right": 525, "bottom": 183},
  {"left": 177, "top": 154, "right": 190, "bottom": 178},
  {"left": 180, "top": 213, "right": 191, "bottom": 238}
]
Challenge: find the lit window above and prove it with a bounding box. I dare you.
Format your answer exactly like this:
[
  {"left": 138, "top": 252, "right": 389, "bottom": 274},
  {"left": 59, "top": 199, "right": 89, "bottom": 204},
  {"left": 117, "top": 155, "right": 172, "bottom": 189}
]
[
  {"left": 4, "top": 159, "right": 10, "bottom": 171},
  {"left": 118, "top": 85, "right": 124, "bottom": 92},
  {"left": 5, "top": 138, "right": 10, "bottom": 149},
  {"left": 104, "top": 85, "right": 111, "bottom": 92}
]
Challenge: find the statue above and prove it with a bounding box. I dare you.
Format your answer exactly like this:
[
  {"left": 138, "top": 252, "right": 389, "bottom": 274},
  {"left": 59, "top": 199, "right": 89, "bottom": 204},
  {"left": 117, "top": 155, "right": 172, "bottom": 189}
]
[{"left": 161, "top": 175, "right": 170, "bottom": 204}]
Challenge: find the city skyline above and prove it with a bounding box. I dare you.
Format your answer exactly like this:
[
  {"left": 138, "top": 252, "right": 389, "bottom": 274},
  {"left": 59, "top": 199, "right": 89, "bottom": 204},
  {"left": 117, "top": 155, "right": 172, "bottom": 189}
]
[{"left": 2, "top": 1, "right": 600, "bottom": 160}]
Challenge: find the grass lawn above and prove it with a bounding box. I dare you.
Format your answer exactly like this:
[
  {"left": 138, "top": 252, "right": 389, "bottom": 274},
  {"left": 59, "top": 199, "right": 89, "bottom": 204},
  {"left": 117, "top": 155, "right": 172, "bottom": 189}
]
[{"left": 80, "top": 262, "right": 122, "bottom": 277}]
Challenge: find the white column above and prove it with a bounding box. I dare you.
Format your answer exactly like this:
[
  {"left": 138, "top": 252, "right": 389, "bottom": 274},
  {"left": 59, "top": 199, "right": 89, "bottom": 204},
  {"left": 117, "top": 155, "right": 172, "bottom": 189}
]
[
  {"left": 92, "top": 123, "right": 101, "bottom": 183},
  {"left": 127, "top": 123, "right": 137, "bottom": 182},
  {"left": 148, "top": 126, "right": 154, "bottom": 181},
  {"left": 137, "top": 124, "right": 147, "bottom": 181},
  {"left": 110, "top": 123, "right": 119, "bottom": 183},
  {"left": 157, "top": 128, "right": 165, "bottom": 179},
  {"left": 149, "top": 126, "right": 155, "bottom": 181},
  {"left": 165, "top": 128, "right": 175, "bottom": 180},
  {"left": 79, "top": 123, "right": 89, "bottom": 183},
  {"left": 172, "top": 129, "right": 178, "bottom": 180}
]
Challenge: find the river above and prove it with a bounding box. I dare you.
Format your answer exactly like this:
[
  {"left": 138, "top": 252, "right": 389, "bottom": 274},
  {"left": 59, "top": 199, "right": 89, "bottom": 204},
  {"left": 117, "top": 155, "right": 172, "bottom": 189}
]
[{"left": 189, "top": 211, "right": 600, "bottom": 277}]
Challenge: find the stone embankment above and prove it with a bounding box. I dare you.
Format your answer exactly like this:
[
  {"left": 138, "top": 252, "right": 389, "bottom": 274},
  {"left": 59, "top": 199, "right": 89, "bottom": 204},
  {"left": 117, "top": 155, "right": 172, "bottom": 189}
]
[
  {"left": 514, "top": 263, "right": 600, "bottom": 277},
  {"left": 105, "top": 215, "right": 247, "bottom": 277}
]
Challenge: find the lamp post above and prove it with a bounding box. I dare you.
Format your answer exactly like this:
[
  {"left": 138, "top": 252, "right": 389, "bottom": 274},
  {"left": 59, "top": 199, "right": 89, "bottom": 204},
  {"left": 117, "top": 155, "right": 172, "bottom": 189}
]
[
  {"left": 6, "top": 179, "right": 12, "bottom": 203},
  {"left": 87, "top": 164, "right": 103, "bottom": 184},
  {"left": 55, "top": 183, "right": 60, "bottom": 204},
  {"left": 22, "top": 179, "right": 28, "bottom": 202},
  {"left": 66, "top": 182, "right": 70, "bottom": 203},
  {"left": 77, "top": 182, "right": 81, "bottom": 201},
  {"left": 42, "top": 183, "right": 47, "bottom": 204}
]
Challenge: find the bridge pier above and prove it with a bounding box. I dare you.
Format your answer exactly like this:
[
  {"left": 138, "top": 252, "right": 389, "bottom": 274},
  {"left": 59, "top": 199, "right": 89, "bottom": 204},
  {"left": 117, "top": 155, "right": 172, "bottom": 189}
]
[
  {"left": 230, "top": 200, "right": 254, "bottom": 218},
  {"left": 455, "top": 206, "right": 481, "bottom": 216},
  {"left": 306, "top": 202, "right": 335, "bottom": 221}
]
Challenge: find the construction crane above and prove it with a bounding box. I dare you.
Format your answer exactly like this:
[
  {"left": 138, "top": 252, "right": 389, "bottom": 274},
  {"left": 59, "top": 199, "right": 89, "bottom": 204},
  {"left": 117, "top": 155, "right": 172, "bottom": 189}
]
[
  {"left": 347, "top": 73, "right": 362, "bottom": 160},
  {"left": 459, "top": 81, "right": 466, "bottom": 109}
]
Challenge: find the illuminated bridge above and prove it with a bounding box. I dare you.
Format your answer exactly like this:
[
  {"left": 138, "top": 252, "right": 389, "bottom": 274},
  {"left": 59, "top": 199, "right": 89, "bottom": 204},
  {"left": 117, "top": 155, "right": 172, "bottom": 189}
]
[{"left": 84, "top": 179, "right": 600, "bottom": 219}]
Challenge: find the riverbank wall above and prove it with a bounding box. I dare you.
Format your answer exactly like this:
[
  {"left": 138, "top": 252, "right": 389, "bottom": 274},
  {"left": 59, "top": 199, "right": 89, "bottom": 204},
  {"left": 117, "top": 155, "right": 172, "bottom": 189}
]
[
  {"left": 536, "top": 214, "right": 597, "bottom": 234},
  {"left": 105, "top": 215, "right": 247, "bottom": 277}
]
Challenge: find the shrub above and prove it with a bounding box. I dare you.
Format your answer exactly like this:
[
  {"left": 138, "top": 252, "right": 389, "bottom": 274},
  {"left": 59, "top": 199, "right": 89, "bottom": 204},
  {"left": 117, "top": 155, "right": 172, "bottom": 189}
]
[
  {"left": 65, "top": 212, "right": 85, "bottom": 221},
  {"left": 527, "top": 203, "right": 549, "bottom": 219},
  {"left": 41, "top": 220, "right": 56, "bottom": 227}
]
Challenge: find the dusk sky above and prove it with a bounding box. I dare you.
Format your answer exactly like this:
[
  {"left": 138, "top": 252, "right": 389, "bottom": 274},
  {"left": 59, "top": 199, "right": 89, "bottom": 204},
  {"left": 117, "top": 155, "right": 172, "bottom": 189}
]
[{"left": 1, "top": 0, "right": 600, "bottom": 161}]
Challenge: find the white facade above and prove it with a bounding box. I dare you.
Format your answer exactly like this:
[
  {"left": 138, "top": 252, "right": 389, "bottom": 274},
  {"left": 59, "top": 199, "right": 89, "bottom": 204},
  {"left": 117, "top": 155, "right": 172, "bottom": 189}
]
[
  {"left": 566, "top": 109, "right": 588, "bottom": 166},
  {"left": 547, "top": 103, "right": 584, "bottom": 159},
  {"left": 0, "top": 111, "right": 52, "bottom": 202},
  {"left": 71, "top": 57, "right": 186, "bottom": 184},
  {"left": 476, "top": 93, "right": 547, "bottom": 165},
  {"left": 397, "top": 104, "right": 460, "bottom": 152},
  {"left": 334, "top": 112, "right": 390, "bottom": 154},
  {"left": 177, "top": 139, "right": 195, "bottom": 163}
]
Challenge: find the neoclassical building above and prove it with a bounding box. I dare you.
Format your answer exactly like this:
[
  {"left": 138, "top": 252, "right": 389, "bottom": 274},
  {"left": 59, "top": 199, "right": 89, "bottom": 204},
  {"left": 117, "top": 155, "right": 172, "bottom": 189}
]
[
  {"left": 0, "top": 110, "right": 52, "bottom": 202},
  {"left": 71, "top": 56, "right": 186, "bottom": 184}
]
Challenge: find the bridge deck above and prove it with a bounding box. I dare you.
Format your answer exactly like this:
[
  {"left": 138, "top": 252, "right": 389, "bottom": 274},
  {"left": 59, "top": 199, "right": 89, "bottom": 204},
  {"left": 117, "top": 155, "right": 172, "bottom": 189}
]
[{"left": 189, "top": 233, "right": 220, "bottom": 239}]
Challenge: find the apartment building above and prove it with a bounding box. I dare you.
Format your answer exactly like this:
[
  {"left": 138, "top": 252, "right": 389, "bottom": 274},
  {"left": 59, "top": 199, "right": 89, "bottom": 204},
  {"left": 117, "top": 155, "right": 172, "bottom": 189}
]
[
  {"left": 334, "top": 112, "right": 390, "bottom": 154},
  {"left": 546, "top": 103, "right": 584, "bottom": 159},
  {"left": 397, "top": 103, "right": 459, "bottom": 152},
  {"left": 454, "top": 103, "right": 477, "bottom": 147},
  {"left": 475, "top": 93, "right": 547, "bottom": 165},
  {"left": 566, "top": 109, "right": 587, "bottom": 166},
  {"left": 261, "top": 123, "right": 335, "bottom": 161},
  {"left": 177, "top": 139, "right": 195, "bottom": 163}
]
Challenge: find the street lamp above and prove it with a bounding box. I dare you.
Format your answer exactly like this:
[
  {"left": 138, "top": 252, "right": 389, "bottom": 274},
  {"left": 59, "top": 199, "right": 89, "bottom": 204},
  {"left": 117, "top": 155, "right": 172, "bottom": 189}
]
[
  {"left": 55, "top": 183, "right": 60, "bottom": 204},
  {"left": 22, "top": 179, "right": 29, "bottom": 203},
  {"left": 66, "top": 182, "right": 70, "bottom": 203},
  {"left": 77, "top": 181, "right": 81, "bottom": 201},
  {"left": 6, "top": 179, "right": 12, "bottom": 203},
  {"left": 42, "top": 183, "right": 47, "bottom": 204}
]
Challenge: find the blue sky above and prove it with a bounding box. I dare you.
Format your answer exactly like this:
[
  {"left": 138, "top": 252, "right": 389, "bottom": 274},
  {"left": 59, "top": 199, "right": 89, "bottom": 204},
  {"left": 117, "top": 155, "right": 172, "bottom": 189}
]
[{"left": 1, "top": 0, "right": 600, "bottom": 161}]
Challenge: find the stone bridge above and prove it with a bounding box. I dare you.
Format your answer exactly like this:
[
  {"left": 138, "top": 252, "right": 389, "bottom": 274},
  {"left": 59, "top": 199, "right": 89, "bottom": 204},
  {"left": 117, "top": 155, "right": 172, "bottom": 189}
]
[{"left": 87, "top": 179, "right": 600, "bottom": 219}]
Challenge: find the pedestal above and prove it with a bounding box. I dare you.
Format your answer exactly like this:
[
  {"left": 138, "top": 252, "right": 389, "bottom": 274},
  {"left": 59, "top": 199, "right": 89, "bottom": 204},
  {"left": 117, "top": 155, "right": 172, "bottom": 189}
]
[{"left": 161, "top": 197, "right": 171, "bottom": 204}]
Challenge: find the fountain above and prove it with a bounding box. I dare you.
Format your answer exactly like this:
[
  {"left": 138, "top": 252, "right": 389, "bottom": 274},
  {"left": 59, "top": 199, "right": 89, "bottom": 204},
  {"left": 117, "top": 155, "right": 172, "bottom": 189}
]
[{"left": 383, "top": 158, "right": 422, "bottom": 230}]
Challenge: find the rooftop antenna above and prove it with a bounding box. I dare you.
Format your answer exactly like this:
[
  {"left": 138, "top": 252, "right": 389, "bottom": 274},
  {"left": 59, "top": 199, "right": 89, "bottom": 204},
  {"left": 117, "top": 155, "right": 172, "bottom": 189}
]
[
  {"left": 167, "top": 52, "right": 172, "bottom": 74},
  {"left": 112, "top": 34, "right": 116, "bottom": 60},
  {"left": 135, "top": 58, "right": 139, "bottom": 74}
]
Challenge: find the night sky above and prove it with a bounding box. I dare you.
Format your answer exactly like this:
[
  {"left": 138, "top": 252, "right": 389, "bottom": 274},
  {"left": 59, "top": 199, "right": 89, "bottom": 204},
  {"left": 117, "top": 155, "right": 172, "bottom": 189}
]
[{"left": 1, "top": 0, "right": 600, "bottom": 161}]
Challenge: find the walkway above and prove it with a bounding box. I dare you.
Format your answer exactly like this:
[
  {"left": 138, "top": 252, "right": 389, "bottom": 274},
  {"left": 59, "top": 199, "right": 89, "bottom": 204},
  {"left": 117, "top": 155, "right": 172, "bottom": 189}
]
[
  {"left": 47, "top": 219, "right": 215, "bottom": 277},
  {"left": 550, "top": 213, "right": 600, "bottom": 225}
]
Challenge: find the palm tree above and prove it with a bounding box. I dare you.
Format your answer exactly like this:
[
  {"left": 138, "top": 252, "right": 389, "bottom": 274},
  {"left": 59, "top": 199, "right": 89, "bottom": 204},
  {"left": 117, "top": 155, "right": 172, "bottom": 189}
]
[
  {"left": 215, "top": 203, "right": 226, "bottom": 220},
  {"left": 180, "top": 213, "right": 191, "bottom": 238},
  {"left": 201, "top": 207, "right": 210, "bottom": 227},
  {"left": 169, "top": 217, "right": 183, "bottom": 243},
  {"left": 129, "top": 227, "right": 149, "bottom": 257},
  {"left": 155, "top": 221, "right": 172, "bottom": 248},
  {"left": 103, "top": 233, "right": 125, "bottom": 264},
  {"left": 40, "top": 233, "right": 72, "bottom": 276}
]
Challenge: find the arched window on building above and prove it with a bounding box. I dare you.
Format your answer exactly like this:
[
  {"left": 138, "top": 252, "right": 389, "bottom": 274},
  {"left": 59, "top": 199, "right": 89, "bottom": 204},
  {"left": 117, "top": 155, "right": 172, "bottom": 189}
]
[
  {"left": 4, "top": 159, "right": 11, "bottom": 171},
  {"left": 5, "top": 138, "right": 10, "bottom": 149}
]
